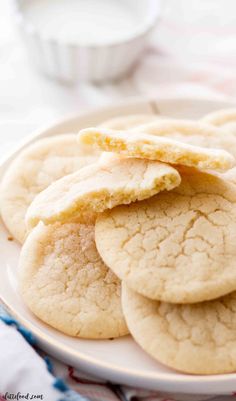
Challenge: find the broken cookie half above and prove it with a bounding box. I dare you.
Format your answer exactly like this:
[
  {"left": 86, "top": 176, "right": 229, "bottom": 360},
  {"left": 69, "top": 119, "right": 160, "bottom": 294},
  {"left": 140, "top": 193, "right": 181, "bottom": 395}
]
[
  {"left": 78, "top": 127, "right": 235, "bottom": 172},
  {"left": 25, "top": 157, "right": 181, "bottom": 229}
]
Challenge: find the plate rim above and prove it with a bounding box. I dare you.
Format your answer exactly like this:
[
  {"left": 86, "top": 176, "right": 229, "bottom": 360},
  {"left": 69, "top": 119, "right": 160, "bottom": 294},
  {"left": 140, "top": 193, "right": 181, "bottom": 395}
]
[
  {"left": 1, "top": 95, "right": 236, "bottom": 393},
  {"left": 3, "top": 295, "right": 236, "bottom": 386}
]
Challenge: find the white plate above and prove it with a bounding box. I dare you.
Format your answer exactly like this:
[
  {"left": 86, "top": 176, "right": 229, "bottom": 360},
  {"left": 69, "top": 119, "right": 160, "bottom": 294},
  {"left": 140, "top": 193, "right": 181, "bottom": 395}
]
[{"left": 0, "top": 97, "right": 235, "bottom": 395}]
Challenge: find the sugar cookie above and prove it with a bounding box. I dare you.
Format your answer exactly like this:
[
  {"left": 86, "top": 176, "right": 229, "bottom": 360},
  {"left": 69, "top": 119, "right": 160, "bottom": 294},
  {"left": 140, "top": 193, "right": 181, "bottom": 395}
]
[
  {"left": 132, "top": 119, "right": 236, "bottom": 157},
  {"left": 96, "top": 169, "right": 236, "bottom": 303},
  {"left": 0, "top": 135, "right": 100, "bottom": 243},
  {"left": 122, "top": 283, "right": 236, "bottom": 374},
  {"left": 99, "top": 118, "right": 236, "bottom": 163},
  {"left": 202, "top": 108, "right": 236, "bottom": 135},
  {"left": 78, "top": 127, "right": 234, "bottom": 172},
  {"left": 26, "top": 158, "right": 181, "bottom": 229},
  {"left": 223, "top": 166, "right": 236, "bottom": 186},
  {"left": 19, "top": 221, "right": 128, "bottom": 338}
]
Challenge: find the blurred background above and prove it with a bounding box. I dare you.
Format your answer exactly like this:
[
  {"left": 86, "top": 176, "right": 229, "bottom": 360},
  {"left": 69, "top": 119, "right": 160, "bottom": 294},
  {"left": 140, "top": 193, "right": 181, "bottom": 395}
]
[{"left": 0, "top": 0, "right": 236, "bottom": 146}]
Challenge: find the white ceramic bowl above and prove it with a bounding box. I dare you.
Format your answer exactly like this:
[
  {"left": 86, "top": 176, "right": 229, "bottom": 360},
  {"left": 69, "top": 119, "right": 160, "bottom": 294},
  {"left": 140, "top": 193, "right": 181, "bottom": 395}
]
[{"left": 13, "top": 0, "right": 160, "bottom": 83}]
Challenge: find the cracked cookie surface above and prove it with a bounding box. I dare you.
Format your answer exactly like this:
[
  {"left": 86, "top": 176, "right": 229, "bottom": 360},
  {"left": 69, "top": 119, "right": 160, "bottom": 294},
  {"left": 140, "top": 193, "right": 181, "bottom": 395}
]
[
  {"left": 202, "top": 108, "right": 236, "bottom": 136},
  {"left": 19, "top": 221, "right": 128, "bottom": 338},
  {"left": 78, "top": 127, "right": 234, "bottom": 172},
  {"left": 122, "top": 283, "right": 236, "bottom": 374},
  {"left": 0, "top": 134, "right": 100, "bottom": 243},
  {"left": 96, "top": 169, "right": 236, "bottom": 303},
  {"left": 26, "top": 158, "right": 181, "bottom": 229}
]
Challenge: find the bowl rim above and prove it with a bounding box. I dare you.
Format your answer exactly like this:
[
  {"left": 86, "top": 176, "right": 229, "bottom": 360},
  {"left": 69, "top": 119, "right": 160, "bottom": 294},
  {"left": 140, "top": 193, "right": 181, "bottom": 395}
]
[{"left": 12, "top": 0, "right": 161, "bottom": 48}]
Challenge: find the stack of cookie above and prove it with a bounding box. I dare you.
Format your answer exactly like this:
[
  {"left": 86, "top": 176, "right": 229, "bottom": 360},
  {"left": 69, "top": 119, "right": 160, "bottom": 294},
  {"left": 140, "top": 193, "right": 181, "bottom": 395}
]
[{"left": 1, "top": 108, "right": 236, "bottom": 375}]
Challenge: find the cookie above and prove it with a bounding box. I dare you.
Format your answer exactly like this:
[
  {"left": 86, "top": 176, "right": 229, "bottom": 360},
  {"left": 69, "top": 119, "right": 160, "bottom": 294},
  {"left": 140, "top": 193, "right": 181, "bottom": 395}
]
[
  {"left": 132, "top": 119, "right": 236, "bottom": 157},
  {"left": 99, "top": 114, "right": 160, "bottom": 163},
  {"left": 26, "top": 157, "right": 181, "bottom": 229},
  {"left": 223, "top": 167, "right": 236, "bottom": 185},
  {"left": 202, "top": 108, "right": 236, "bottom": 135},
  {"left": 122, "top": 283, "right": 236, "bottom": 374},
  {"left": 99, "top": 118, "right": 236, "bottom": 164},
  {"left": 19, "top": 221, "right": 128, "bottom": 338},
  {"left": 0, "top": 134, "right": 100, "bottom": 243},
  {"left": 99, "top": 114, "right": 159, "bottom": 130},
  {"left": 78, "top": 127, "right": 234, "bottom": 172},
  {"left": 95, "top": 169, "right": 236, "bottom": 303}
]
